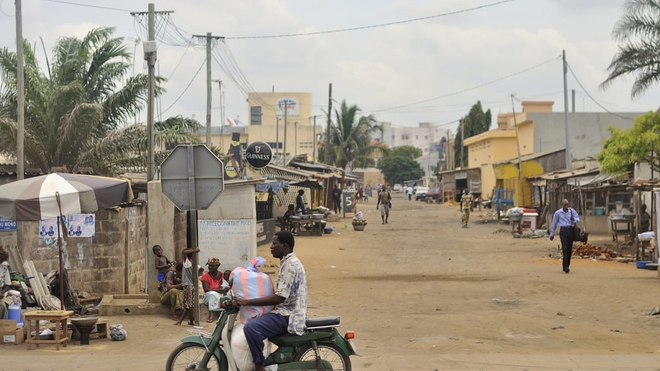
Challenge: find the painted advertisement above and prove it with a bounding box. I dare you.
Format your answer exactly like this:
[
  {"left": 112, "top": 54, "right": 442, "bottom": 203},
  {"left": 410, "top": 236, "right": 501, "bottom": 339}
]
[{"left": 276, "top": 98, "right": 299, "bottom": 117}]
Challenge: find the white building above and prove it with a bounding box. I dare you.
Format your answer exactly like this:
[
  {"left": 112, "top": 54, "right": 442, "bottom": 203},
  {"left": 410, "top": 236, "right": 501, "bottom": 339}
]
[{"left": 372, "top": 122, "right": 448, "bottom": 154}]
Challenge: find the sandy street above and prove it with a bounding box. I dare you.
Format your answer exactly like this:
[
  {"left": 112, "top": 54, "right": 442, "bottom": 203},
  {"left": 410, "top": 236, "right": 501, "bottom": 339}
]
[{"left": 3, "top": 198, "right": 660, "bottom": 370}]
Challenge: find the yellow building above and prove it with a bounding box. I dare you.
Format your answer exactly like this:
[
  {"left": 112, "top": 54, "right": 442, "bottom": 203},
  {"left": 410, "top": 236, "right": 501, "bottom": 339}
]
[
  {"left": 193, "top": 92, "right": 318, "bottom": 161},
  {"left": 463, "top": 101, "right": 550, "bottom": 200}
]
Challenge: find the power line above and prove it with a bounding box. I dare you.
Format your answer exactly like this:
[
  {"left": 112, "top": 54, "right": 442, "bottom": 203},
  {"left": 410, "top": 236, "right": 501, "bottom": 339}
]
[
  {"left": 565, "top": 61, "right": 636, "bottom": 120},
  {"left": 161, "top": 58, "right": 206, "bottom": 115},
  {"left": 226, "top": 0, "right": 516, "bottom": 39},
  {"left": 371, "top": 55, "right": 561, "bottom": 113},
  {"left": 42, "top": 0, "right": 133, "bottom": 12}
]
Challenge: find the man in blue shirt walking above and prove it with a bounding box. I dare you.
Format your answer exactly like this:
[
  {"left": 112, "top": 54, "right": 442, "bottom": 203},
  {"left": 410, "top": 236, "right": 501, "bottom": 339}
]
[{"left": 550, "top": 199, "right": 580, "bottom": 273}]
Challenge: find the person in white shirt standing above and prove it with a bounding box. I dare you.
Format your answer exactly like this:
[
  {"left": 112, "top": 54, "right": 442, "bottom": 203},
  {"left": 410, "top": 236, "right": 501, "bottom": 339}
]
[{"left": 549, "top": 199, "right": 580, "bottom": 273}]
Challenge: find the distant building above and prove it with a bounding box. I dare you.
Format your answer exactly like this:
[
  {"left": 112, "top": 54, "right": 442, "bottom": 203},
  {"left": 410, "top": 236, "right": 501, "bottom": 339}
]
[{"left": 372, "top": 122, "right": 447, "bottom": 155}]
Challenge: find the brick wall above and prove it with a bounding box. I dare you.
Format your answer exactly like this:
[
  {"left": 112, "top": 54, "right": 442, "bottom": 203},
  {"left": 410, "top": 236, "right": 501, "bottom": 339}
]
[{"left": 17, "top": 205, "right": 147, "bottom": 297}]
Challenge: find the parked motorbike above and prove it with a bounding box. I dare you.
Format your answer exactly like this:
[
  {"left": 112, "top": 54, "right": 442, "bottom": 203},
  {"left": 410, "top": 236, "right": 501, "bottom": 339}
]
[{"left": 165, "top": 292, "right": 358, "bottom": 371}]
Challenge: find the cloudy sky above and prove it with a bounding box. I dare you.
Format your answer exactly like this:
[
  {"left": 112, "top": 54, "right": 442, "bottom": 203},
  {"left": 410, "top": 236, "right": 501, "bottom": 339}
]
[{"left": 0, "top": 0, "right": 657, "bottom": 135}]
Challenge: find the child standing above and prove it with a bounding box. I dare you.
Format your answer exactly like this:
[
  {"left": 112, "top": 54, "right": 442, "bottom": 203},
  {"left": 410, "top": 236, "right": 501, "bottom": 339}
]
[
  {"left": 153, "top": 245, "right": 175, "bottom": 283},
  {"left": 175, "top": 247, "right": 200, "bottom": 326}
]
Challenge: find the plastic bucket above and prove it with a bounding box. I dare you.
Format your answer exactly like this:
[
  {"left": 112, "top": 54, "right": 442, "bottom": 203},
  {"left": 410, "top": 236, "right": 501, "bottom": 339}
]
[
  {"left": 8, "top": 304, "right": 22, "bottom": 323},
  {"left": 595, "top": 207, "right": 604, "bottom": 216}
]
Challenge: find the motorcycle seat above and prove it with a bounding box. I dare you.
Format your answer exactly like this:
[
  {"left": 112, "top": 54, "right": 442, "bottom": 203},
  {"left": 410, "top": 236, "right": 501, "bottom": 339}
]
[{"left": 306, "top": 316, "right": 340, "bottom": 328}]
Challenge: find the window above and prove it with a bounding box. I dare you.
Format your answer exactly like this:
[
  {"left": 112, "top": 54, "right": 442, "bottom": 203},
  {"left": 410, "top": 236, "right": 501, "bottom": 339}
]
[
  {"left": 250, "top": 106, "right": 262, "bottom": 125},
  {"left": 424, "top": 148, "right": 428, "bottom": 152},
  {"left": 415, "top": 135, "right": 418, "bottom": 140},
  {"left": 424, "top": 135, "right": 428, "bottom": 140}
]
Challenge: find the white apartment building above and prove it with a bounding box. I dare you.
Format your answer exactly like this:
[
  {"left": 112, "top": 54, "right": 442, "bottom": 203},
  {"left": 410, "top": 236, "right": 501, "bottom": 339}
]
[{"left": 372, "top": 122, "right": 448, "bottom": 154}]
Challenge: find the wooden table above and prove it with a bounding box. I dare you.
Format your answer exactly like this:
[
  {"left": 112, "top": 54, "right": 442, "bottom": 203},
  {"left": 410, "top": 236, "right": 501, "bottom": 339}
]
[
  {"left": 293, "top": 219, "right": 324, "bottom": 236},
  {"left": 611, "top": 218, "right": 635, "bottom": 242},
  {"left": 24, "top": 310, "right": 73, "bottom": 350}
]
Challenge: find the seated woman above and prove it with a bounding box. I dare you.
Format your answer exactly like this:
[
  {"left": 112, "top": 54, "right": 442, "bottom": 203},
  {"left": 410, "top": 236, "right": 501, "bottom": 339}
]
[
  {"left": 159, "top": 262, "right": 183, "bottom": 321},
  {"left": 282, "top": 204, "right": 296, "bottom": 232},
  {"left": 201, "top": 257, "right": 229, "bottom": 322}
]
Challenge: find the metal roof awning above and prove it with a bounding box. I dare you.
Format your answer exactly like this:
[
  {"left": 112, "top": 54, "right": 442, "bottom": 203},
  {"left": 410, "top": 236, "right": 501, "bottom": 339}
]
[{"left": 290, "top": 179, "right": 324, "bottom": 189}]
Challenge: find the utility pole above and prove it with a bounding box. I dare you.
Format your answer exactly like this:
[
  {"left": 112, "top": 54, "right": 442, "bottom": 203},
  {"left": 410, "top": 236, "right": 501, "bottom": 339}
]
[
  {"left": 563, "top": 50, "right": 572, "bottom": 171},
  {"left": 283, "top": 101, "right": 288, "bottom": 165},
  {"left": 213, "top": 80, "right": 223, "bottom": 152},
  {"left": 192, "top": 33, "right": 224, "bottom": 148},
  {"left": 313, "top": 116, "right": 317, "bottom": 163},
  {"left": 130, "top": 4, "right": 174, "bottom": 181},
  {"left": 571, "top": 89, "right": 576, "bottom": 113},
  {"left": 511, "top": 94, "right": 525, "bottom": 207},
  {"left": 275, "top": 117, "right": 280, "bottom": 163},
  {"left": 325, "top": 83, "right": 332, "bottom": 165},
  {"left": 15, "top": 0, "right": 24, "bottom": 179},
  {"left": 460, "top": 119, "right": 464, "bottom": 168},
  {"left": 294, "top": 122, "right": 298, "bottom": 157}
]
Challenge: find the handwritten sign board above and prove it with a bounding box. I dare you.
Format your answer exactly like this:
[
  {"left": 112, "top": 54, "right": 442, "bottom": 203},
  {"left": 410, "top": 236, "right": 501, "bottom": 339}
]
[
  {"left": 0, "top": 217, "right": 16, "bottom": 231},
  {"left": 198, "top": 220, "right": 255, "bottom": 270}
]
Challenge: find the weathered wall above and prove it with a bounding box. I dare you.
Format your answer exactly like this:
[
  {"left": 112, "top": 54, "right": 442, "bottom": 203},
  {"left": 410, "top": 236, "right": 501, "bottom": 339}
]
[
  {"left": 528, "top": 112, "right": 645, "bottom": 160},
  {"left": 16, "top": 205, "right": 147, "bottom": 296}
]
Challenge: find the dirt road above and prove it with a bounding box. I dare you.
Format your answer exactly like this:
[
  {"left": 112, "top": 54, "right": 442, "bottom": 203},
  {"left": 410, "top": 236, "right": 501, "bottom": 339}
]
[{"left": 3, "top": 198, "right": 660, "bottom": 370}]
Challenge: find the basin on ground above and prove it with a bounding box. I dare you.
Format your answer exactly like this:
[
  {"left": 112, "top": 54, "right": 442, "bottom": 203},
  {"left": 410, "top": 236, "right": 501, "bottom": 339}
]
[{"left": 99, "top": 294, "right": 170, "bottom": 316}]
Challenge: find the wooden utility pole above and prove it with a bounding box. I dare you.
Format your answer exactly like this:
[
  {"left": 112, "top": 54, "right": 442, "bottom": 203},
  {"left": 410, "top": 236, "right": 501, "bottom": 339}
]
[
  {"left": 192, "top": 33, "right": 224, "bottom": 147},
  {"left": 460, "top": 119, "right": 464, "bottom": 168},
  {"left": 511, "top": 95, "right": 525, "bottom": 206},
  {"left": 563, "top": 50, "right": 572, "bottom": 171},
  {"left": 15, "top": 0, "right": 24, "bottom": 179},
  {"left": 313, "top": 116, "right": 317, "bottom": 162},
  {"left": 283, "top": 101, "right": 288, "bottom": 165},
  {"left": 325, "top": 83, "right": 332, "bottom": 164}
]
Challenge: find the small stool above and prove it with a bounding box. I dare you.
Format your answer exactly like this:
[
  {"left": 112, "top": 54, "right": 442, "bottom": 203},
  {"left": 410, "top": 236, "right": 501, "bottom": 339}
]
[{"left": 24, "top": 310, "right": 73, "bottom": 350}]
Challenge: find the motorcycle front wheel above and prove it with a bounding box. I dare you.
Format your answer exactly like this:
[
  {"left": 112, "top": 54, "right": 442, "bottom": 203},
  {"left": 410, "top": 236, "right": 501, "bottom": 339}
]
[
  {"left": 294, "top": 343, "right": 352, "bottom": 371},
  {"left": 166, "top": 343, "right": 223, "bottom": 371}
]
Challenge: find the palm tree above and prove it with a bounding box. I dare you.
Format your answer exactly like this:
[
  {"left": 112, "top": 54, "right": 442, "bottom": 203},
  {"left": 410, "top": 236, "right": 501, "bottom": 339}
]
[
  {"left": 322, "top": 100, "right": 384, "bottom": 172},
  {"left": 0, "top": 27, "right": 199, "bottom": 175},
  {"left": 601, "top": 0, "right": 660, "bottom": 98}
]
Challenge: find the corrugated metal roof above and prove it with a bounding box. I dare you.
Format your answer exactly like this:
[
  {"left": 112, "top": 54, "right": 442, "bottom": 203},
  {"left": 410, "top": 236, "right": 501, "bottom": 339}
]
[{"left": 493, "top": 149, "right": 565, "bottom": 165}]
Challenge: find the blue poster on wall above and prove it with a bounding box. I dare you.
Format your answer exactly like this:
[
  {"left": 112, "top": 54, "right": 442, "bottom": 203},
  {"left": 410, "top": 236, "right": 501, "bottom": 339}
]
[{"left": 0, "top": 217, "right": 17, "bottom": 231}]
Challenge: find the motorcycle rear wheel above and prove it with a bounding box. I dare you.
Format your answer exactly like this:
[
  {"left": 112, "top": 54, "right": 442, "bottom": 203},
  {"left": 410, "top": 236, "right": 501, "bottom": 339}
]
[
  {"left": 166, "top": 343, "right": 223, "bottom": 371},
  {"left": 293, "top": 343, "right": 351, "bottom": 371}
]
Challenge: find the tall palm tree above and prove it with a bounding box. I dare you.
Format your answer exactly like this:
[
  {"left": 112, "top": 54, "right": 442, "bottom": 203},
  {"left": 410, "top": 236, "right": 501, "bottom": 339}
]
[
  {"left": 0, "top": 27, "right": 198, "bottom": 175},
  {"left": 324, "top": 100, "right": 383, "bottom": 172},
  {"left": 601, "top": 0, "right": 660, "bottom": 98}
]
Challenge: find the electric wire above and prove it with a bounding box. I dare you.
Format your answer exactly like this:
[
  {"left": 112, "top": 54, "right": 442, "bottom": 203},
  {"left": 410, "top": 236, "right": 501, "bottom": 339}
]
[
  {"left": 166, "top": 44, "right": 190, "bottom": 81},
  {"left": 42, "top": 0, "right": 133, "bottom": 12},
  {"left": 160, "top": 58, "right": 206, "bottom": 115},
  {"left": 565, "top": 61, "right": 636, "bottom": 120},
  {"left": 370, "top": 55, "right": 562, "bottom": 113},
  {"left": 225, "top": 0, "right": 515, "bottom": 39}
]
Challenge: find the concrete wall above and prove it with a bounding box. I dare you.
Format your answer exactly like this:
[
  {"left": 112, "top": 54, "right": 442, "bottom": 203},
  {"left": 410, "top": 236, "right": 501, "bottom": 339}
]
[
  {"left": 16, "top": 206, "right": 147, "bottom": 296},
  {"left": 528, "top": 112, "right": 645, "bottom": 160}
]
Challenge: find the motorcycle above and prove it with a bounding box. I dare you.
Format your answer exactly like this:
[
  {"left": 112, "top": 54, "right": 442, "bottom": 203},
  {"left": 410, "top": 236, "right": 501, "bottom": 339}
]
[{"left": 165, "top": 292, "right": 358, "bottom": 371}]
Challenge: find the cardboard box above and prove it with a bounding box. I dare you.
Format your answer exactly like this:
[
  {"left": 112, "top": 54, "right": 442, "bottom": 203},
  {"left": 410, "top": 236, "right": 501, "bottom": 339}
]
[{"left": 0, "top": 320, "right": 24, "bottom": 345}]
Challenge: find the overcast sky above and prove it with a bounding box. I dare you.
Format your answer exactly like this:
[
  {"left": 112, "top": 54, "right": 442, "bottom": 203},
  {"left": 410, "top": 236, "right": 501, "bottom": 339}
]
[{"left": 0, "top": 0, "right": 657, "bottom": 135}]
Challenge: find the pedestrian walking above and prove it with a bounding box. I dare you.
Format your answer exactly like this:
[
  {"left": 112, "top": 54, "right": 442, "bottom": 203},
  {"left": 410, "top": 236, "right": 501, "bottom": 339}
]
[
  {"left": 376, "top": 187, "right": 392, "bottom": 224},
  {"left": 407, "top": 186, "right": 413, "bottom": 201},
  {"left": 332, "top": 184, "right": 342, "bottom": 214},
  {"left": 549, "top": 199, "right": 580, "bottom": 273},
  {"left": 460, "top": 190, "right": 474, "bottom": 228}
]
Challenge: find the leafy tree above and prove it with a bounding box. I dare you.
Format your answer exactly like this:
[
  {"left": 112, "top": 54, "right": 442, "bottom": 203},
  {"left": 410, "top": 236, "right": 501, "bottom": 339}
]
[
  {"left": 319, "top": 100, "right": 384, "bottom": 171},
  {"left": 454, "top": 101, "right": 491, "bottom": 168},
  {"left": 377, "top": 156, "right": 424, "bottom": 185},
  {"left": 597, "top": 111, "right": 659, "bottom": 176},
  {"left": 390, "top": 145, "right": 422, "bottom": 160},
  {"left": 601, "top": 0, "right": 660, "bottom": 98},
  {"left": 0, "top": 27, "right": 200, "bottom": 175}
]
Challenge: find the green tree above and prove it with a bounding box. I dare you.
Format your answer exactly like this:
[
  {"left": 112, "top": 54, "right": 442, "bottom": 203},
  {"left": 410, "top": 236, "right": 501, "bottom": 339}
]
[
  {"left": 601, "top": 0, "right": 660, "bottom": 98},
  {"left": 597, "top": 111, "right": 659, "bottom": 176},
  {"left": 319, "top": 100, "right": 384, "bottom": 171},
  {"left": 0, "top": 27, "right": 200, "bottom": 175},
  {"left": 454, "top": 101, "right": 491, "bottom": 168},
  {"left": 390, "top": 145, "right": 422, "bottom": 160},
  {"left": 377, "top": 156, "right": 424, "bottom": 185}
]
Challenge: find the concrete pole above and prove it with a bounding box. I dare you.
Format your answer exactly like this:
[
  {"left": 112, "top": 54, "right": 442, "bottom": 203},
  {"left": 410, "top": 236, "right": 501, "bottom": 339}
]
[
  {"left": 147, "top": 3, "right": 155, "bottom": 181},
  {"left": 571, "top": 89, "right": 576, "bottom": 113},
  {"left": 205, "top": 32, "right": 212, "bottom": 147},
  {"left": 313, "top": 116, "right": 316, "bottom": 162},
  {"left": 563, "top": 50, "right": 572, "bottom": 171},
  {"left": 275, "top": 117, "right": 279, "bottom": 163},
  {"left": 283, "top": 101, "right": 288, "bottom": 165},
  {"left": 460, "top": 119, "right": 464, "bottom": 168},
  {"left": 294, "top": 122, "right": 298, "bottom": 157},
  {"left": 15, "top": 0, "right": 24, "bottom": 179},
  {"left": 325, "top": 83, "right": 332, "bottom": 164}
]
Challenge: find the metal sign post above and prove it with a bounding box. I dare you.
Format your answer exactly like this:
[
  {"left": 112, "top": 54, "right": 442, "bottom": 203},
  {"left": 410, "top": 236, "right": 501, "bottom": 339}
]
[{"left": 161, "top": 145, "right": 224, "bottom": 326}]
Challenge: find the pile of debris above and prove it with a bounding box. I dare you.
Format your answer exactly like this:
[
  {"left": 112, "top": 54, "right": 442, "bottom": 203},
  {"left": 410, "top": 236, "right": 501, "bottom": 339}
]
[{"left": 572, "top": 243, "right": 616, "bottom": 260}]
